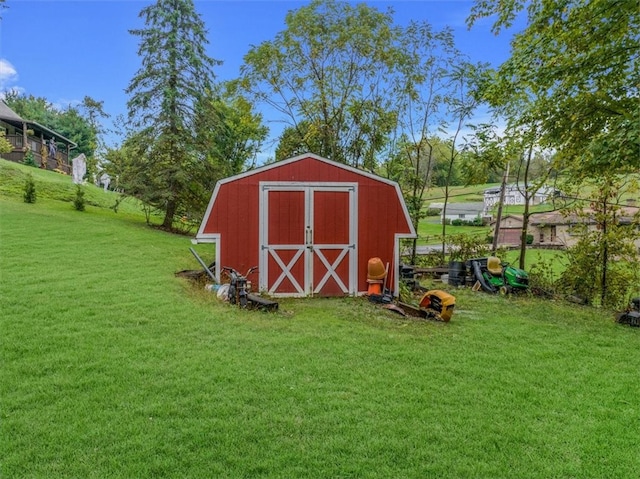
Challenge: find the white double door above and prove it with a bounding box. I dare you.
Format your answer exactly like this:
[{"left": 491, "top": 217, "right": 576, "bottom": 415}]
[{"left": 259, "top": 183, "right": 357, "bottom": 297}]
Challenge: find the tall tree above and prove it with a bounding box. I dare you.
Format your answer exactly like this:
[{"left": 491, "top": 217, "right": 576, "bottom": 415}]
[
  {"left": 240, "top": 0, "right": 401, "bottom": 169},
  {"left": 80, "top": 96, "right": 110, "bottom": 175},
  {"left": 468, "top": 0, "right": 640, "bottom": 176},
  {"left": 126, "top": 0, "right": 219, "bottom": 229}
]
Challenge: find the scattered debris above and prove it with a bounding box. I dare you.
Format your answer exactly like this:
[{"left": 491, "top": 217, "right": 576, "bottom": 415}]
[
  {"left": 373, "top": 290, "right": 456, "bottom": 323},
  {"left": 616, "top": 297, "right": 640, "bottom": 327},
  {"left": 175, "top": 264, "right": 216, "bottom": 281},
  {"left": 418, "top": 290, "right": 456, "bottom": 322},
  {"left": 189, "top": 247, "right": 216, "bottom": 280},
  {"left": 382, "top": 303, "right": 407, "bottom": 316},
  {"left": 178, "top": 250, "right": 279, "bottom": 312}
]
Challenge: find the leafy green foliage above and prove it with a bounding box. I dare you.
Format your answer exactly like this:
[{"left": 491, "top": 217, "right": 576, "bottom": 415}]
[
  {"left": 526, "top": 252, "right": 560, "bottom": 295},
  {"left": 194, "top": 82, "right": 268, "bottom": 176},
  {"left": 274, "top": 120, "right": 324, "bottom": 161},
  {"left": 0, "top": 131, "right": 12, "bottom": 155},
  {"left": 468, "top": 0, "right": 640, "bottom": 176},
  {"left": 21, "top": 150, "right": 37, "bottom": 167},
  {"left": 23, "top": 174, "right": 36, "bottom": 203},
  {"left": 445, "top": 233, "right": 492, "bottom": 261},
  {"left": 557, "top": 177, "right": 640, "bottom": 308},
  {"left": 559, "top": 234, "right": 639, "bottom": 309},
  {"left": 241, "top": 0, "right": 400, "bottom": 169},
  {"left": 450, "top": 218, "right": 484, "bottom": 227}
]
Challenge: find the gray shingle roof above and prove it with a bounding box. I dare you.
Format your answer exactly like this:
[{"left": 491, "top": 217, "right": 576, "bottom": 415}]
[
  {"left": 0, "top": 100, "right": 24, "bottom": 122},
  {"left": 443, "top": 202, "right": 485, "bottom": 214}
]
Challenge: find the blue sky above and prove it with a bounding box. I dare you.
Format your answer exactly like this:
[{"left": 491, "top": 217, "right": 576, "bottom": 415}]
[{"left": 0, "top": 0, "right": 521, "bottom": 152}]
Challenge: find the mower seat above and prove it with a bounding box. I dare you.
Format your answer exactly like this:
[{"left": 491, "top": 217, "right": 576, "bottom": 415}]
[{"left": 487, "top": 256, "right": 502, "bottom": 276}]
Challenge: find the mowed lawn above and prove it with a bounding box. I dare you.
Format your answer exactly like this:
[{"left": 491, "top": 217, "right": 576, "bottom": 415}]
[{"left": 2, "top": 196, "right": 640, "bottom": 478}]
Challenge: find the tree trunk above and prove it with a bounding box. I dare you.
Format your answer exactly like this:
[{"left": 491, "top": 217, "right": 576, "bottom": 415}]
[
  {"left": 441, "top": 152, "right": 456, "bottom": 264},
  {"left": 410, "top": 236, "right": 418, "bottom": 266},
  {"left": 519, "top": 144, "right": 534, "bottom": 270},
  {"left": 600, "top": 199, "right": 608, "bottom": 306},
  {"left": 519, "top": 203, "right": 530, "bottom": 270},
  {"left": 162, "top": 198, "right": 177, "bottom": 230},
  {"left": 492, "top": 163, "right": 509, "bottom": 254}
]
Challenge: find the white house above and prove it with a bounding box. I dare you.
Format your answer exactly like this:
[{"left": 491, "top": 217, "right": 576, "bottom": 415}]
[
  {"left": 484, "top": 184, "right": 558, "bottom": 211},
  {"left": 439, "top": 202, "right": 487, "bottom": 223}
]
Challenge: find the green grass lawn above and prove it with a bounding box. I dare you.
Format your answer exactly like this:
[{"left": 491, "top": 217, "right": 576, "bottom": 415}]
[
  {"left": 417, "top": 218, "right": 490, "bottom": 244},
  {"left": 2, "top": 164, "right": 640, "bottom": 478}
]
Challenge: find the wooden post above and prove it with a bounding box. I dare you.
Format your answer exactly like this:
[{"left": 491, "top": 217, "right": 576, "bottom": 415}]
[{"left": 21, "top": 121, "right": 28, "bottom": 151}]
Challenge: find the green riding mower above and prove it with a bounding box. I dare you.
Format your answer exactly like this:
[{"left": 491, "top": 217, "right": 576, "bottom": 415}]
[{"left": 467, "top": 256, "right": 529, "bottom": 294}]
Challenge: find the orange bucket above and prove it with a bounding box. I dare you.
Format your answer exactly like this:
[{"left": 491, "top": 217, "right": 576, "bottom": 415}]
[
  {"left": 367, "top": 281, "right": 382, "bottom": 295},
  {"left": 367, "top": 257, "right": 386, "bottom": 281}
]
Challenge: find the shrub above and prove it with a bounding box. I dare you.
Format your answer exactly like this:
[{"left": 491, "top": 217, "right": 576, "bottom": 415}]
[
  {"left": 23, "top": 174, "right": 36, "bottom": 203},
  {"left": 446, "top": 233, "right": 491, "bottom": 262},
  {"left": 527, "top": 253, "right": 560, "bottom": 296},
  {"left": 73, "top": 185, "right": 86, "bottom": 211},
  {"left": 22, "top": 151, "right": 37, "bottom": 168},
  {"left": 558, "top": 229, "right": 640, "bottom": 308}
]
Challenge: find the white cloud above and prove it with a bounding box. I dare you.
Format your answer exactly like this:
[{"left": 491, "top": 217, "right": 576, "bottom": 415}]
[{"left": 0, "top": 58, "right": 18, "bottom": 91}]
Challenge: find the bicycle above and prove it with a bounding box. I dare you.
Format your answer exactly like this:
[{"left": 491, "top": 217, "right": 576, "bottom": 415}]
[{"left": 222, "top": 266, "right": 258, "bottom": 308}]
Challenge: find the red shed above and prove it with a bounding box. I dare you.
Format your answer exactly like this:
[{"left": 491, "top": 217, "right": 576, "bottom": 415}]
[{"left": 194, "top": 153, "right": 416, "bottom": 297}]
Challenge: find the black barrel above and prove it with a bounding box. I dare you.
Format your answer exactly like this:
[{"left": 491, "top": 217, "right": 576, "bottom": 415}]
[{"left": 448, "top": 261, "right": 466, "bottom": 286}]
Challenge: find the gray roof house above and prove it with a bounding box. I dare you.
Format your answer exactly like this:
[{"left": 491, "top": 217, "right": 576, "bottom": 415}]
[
  {"left": 0, "top": 100, "right": 77, "bottom": 174},
  {"left": 440, "top": 202, "right": 487, "bottom": 223}
]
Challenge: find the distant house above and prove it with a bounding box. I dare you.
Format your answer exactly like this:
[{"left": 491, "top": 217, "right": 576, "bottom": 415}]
[
  {"left": 489, "top": 214, "right": 525, "bottom": 245},
  {"left": 483, "top": 184, "right": 558, "bottom": 211},
  {"left": 0, "top": 100, "right": 77, "bottom": 174},
  {"left": 529, "top": 207, "right": 640, "bottom": 248},
  {"left": 439, "top": 202, "right": 487, "bottom": 224},
  {"left": 491, "top": 206, "right": 640, "bottom": 248}
]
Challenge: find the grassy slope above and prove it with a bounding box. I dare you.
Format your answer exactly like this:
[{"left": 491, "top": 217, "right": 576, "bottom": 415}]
[
  {"left": 1, "top": 163, "right": 640, "bottom": 478},
  {"left": 0, "top": 159, "right": 155, "bottom": 221}
]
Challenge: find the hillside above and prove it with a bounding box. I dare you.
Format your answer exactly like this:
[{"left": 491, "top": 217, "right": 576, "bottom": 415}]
[{"left": 0, "top": 159, "right": 151, "bottom": 221}]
